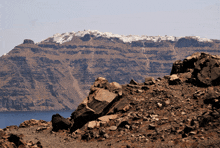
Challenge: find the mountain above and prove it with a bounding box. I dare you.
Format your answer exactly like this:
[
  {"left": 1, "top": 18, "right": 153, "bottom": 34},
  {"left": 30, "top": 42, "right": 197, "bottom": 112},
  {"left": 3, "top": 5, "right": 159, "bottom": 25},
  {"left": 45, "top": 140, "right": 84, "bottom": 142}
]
[{"left": 0, "top": 30, "right": 220, "bottom": 112}]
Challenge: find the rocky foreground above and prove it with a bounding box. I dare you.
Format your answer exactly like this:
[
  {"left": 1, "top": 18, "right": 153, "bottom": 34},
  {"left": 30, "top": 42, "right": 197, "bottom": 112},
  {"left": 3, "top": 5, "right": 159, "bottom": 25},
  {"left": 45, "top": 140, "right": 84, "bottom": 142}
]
[{"left": 1, "top": 52, "right": 220, "bottom": 148}]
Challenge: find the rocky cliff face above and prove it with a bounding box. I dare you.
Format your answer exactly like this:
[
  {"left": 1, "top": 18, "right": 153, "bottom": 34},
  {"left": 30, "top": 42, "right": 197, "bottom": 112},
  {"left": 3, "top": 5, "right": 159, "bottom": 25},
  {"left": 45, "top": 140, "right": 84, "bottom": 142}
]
[{"left": 0, "top": 30, "right": 220, "bottom": 111}]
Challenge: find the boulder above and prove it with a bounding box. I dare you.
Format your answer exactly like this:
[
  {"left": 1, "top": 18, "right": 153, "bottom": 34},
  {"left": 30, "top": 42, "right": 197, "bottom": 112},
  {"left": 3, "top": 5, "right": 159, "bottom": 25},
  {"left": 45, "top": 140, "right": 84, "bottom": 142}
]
[
  {"left": 194, "top": 55, "right": 220, "bottom": 86},
  {"left": 51, "top": 114, "right": 72, "bottom": 132},
  {"left": 87, "top": 121, "right": 98, "bottom": 129},
  {"left": 109, "top": 126, "right": 117, "bottom": 131},
  {"left": 107, "top": 97, "right": 130, "bottom": 114},
  {"left": 88, "top": 89, "right": 117, "bottom": 114},
  {"left": 109, "top": 82, "right": 123, "bottom": 96},
  {"left": 170, "top": 60, "right": 183, "bottom": 74},
  {"left": 145, "top": 77, "right": 156, "bottom": 85},
  {"left": 203, "top": 90, "right": 220, "bottom": 109},
  {"left": 169, "top": 74, "right": 181, "bottom": 85},
  {"left": 170, "top": 52, "right": 220, "bottom": 86},
  {"left": 0, "top": 133, "right": 26, "bottom": 148},
  {"left": 171, "top": 52, "right": 201, "bottom": 75},
  {"left": 129, "top": 79, "right": 138, "bottom": 85},
  {"left": 70, "top": 77, "right": 122, "bottom": 132}
]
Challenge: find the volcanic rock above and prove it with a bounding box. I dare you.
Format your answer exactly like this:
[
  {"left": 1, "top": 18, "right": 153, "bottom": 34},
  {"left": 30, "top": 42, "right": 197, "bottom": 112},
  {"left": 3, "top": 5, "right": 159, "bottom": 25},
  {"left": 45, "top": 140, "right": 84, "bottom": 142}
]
[
  {"left": 169, "top": 74, "right": 181, "bottom": 85},
  {"left": 171, "top": 52, "right": 220, "bottom": 86},
  {"left": 109, "top": 126, "right": 117, "bottom": 131},
  {"left": 87, "top": 121, "right": 98, "bottom": 129},
  {"left": 129, "top": 79, "right": 138, "bottom": 85},
  {"left": 0, "top": 132, "right": 26, "bottom": 148},
  {"left": 19, "top": 119, "right": 49, "bottom": 128},
  {"left": 51, "top": 114, "right": 72, "bottom": 132},
  {"left": 145, "top": 77, "right": 156, "bottom": 85},
  {"left": 70, "top": 77, "right": 122, "bottom": 132}
]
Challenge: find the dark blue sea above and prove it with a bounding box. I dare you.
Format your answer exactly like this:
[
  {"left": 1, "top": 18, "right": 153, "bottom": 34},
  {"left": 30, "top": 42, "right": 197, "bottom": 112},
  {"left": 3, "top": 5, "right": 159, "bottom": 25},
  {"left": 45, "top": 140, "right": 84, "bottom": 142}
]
[{"left": 0, "top": 110, "right": 74, "bottom": 129}]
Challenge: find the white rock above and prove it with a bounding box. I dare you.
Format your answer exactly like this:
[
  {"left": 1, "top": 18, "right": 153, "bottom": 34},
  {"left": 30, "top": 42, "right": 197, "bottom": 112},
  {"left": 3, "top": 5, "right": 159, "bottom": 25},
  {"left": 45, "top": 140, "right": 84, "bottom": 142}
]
[
  {"left": 157, "top": 102, "right": 163, "bottom": 108},
  {"left": 169, "top": 74, "right": 179, "bottom": 81},
  {"left": 98, "top": 114, "right": 118, "bottom": 122},
  {"left": 88, "top": 121, "right": 97, "bottom": 129},
  {"left": 110, "top": 82, "right": 122, "bottom": 89}
]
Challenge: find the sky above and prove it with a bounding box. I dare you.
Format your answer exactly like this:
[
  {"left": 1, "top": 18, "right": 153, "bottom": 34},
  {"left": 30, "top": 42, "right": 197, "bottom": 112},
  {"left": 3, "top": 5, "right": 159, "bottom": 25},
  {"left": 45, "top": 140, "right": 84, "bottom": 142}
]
[{"left": 0, "top": 0, "right": 220, "bottom": 56}]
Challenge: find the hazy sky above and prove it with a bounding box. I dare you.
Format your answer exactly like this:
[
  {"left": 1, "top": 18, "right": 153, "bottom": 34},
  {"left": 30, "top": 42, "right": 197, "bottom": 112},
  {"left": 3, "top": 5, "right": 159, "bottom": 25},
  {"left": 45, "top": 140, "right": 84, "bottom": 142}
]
[{"left": 0, "top": 0, "right": 220, "bottom": 56}]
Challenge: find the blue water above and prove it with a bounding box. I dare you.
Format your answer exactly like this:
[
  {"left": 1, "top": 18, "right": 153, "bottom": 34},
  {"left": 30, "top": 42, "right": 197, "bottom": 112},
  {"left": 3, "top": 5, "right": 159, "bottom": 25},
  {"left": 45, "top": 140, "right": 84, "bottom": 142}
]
[{"left": 0, "top": 110, "right": 74, "bottom": 129}]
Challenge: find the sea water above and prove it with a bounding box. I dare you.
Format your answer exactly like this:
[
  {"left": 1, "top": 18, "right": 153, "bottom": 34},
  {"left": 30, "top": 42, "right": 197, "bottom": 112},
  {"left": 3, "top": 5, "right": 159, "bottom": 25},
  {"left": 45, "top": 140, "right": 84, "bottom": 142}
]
[{"left": 0, "top": 110, "right": 74, "bottom": 129}]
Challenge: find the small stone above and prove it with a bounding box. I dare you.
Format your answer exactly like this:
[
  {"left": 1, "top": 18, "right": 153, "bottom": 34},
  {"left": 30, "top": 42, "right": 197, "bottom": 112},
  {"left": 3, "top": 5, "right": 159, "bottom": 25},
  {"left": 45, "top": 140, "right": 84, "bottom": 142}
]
[
  {"left": 189, "top": 131, "right": 197, "bottom": 135},
  {"left": 75, "top": 129, "right": 81, "bottom": 134},
  {"left": 165, "top": 99, "right": 170, "bottom": 105},
  {"left": 149, "top": 124, "right": 156, "bottom": 130},
  {"left": 171, "top": 112, "right": 175, "bottom": 116},
  {"left": 125, "top": 125, "right": 130, "bottom": 129},
  {"left": 104, "top": 133, "right": 109, "bottom": 139},
  {"left": 162, "top": 117, "right": 168, "bottom": 120},
  {"left": 157, "top": 102, "right": 163, "bottom": 108},
  {"left": 100, "top": 121, "right": 107, "bottom": 127},
  {"left": 36, "top": 127, "right": 47, "bottom": 132},
  {"left": 181, "top": 112, "right": 186, "bottom": 115},
  {"left": 110, "top": 82, "right": 122, "bottom": 89},
  {"left": 109, "top": 126, "right": 117, "bottom": 131},
  {"left": 122, "top": 105, "right": 130, "bottom": 112},
  {"left": 95, "top": 133, "right": 100, "bottom": 139},
  {"left": 137, "top": 89, "right": 143, "bottom": 93},
  {"left": 98, "top": 115, "right": 118, "bottom": 122},
  {"left": 143, "top": 117, "right": 149, "bottom": 121},
  {"left": 88, "top": 121, "right": 97, "bottom": 129},
  {"left": 96, "top": 77, "right": 106, "bottom": 81},
  {"left": 96, "top": 121, "right": 100, "bottom": 128},
  {"left": 169, "top": 74, "right": 181, "bottom": 85},
  {"left": 207, "top": 104, "right": 212, "bottom": 109}
]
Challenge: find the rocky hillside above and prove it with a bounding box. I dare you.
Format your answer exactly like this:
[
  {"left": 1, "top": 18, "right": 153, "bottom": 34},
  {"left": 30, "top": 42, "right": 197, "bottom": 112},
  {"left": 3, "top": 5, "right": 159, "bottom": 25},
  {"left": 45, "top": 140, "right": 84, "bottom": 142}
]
[
  {"left": 2, "top": 52, "right": 220, "bottom": 148},
  {"left": 0, "top": 30, "right": 220, "bottom": 111}
]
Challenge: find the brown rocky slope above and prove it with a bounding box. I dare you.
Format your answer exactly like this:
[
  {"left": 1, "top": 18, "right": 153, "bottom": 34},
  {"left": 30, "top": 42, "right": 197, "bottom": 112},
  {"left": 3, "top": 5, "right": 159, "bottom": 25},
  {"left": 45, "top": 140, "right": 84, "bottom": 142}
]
[
  {"left": 0, "top": 30, "right": 220, "bottom": 112},
  {"left": 1, "top": 52, "right": 220, "bottom": 148}
]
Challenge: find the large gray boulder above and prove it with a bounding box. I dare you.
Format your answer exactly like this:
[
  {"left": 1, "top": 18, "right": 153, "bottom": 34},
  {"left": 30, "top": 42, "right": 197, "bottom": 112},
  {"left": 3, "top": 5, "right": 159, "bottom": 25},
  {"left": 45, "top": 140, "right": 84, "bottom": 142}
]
[{"left": 70, "top": 77, "right": 122, "bottom": 132}]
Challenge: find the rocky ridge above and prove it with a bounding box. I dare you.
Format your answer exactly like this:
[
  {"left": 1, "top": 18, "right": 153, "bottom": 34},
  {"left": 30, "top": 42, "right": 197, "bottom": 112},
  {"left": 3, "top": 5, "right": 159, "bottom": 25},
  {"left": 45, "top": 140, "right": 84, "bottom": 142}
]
[
  {"left": 0, "top": 30, "right": 220, "bottom": 112},
  {"left": 39, "top": 30, "right": 213, "bottom": 44},
  {"left": 2, "top": 52, "right": 220, "bottom": 147}
]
